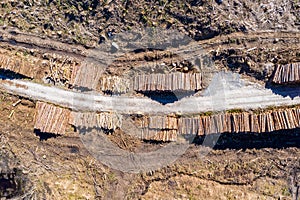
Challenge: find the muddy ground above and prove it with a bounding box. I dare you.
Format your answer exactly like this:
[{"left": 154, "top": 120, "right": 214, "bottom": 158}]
[{"left": 0, "top": 0, "right": 300, "bottom": 199}]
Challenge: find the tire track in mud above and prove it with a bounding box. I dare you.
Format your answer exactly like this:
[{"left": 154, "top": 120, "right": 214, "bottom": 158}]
[{"left": 0, "top": 27, "right": 299, "bottom": 63}]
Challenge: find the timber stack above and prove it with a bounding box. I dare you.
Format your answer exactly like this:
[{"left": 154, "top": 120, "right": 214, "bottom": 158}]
[
  {"left": 98, "top": 76, "right": 130, "bottom": 94},
  {"left": 272, "top": 63, "right": 300, "bottom": 84},
  {"left": 140, "top": 116, "right": 178, "bottom": 141},
  {"left": 133, "top": 72, "right": 202, "bottom": 91},
  {"left": 70, "top": 63, "right": 104, "bottom": 90},
  {"left": 34, "top": 102, "right": 70, "bottom": 135},
  {"left": 69, "top": 112, "right": 122, "bottom": 131}
]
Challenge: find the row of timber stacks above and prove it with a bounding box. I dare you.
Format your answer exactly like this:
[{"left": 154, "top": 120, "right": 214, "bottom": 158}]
[
  {"left": 34, "top": 101, "right": 300, "bottom": 142},
  {"left": 272, "top": 63, "right": 300, "bottom": 84},
  {"left": 177, "top": 108, "right": 300, "bottom": 135},
  {"left": 34, "top": 102, "right": 123, "bottom": 135},
  {"left": 98, "top": 72, "right": 203, "bottom": 94},
  {"left": 133, "top": 72, "right": 202, "bottom": 91},
  {"left": 34, "top": 102, "right": 70, "bottom": 135},
  {"left": 34, "top": 62, "right": 300, "bottom": 141},
  {"left": 139, "top": 107, "right": 300, "bottom": 141}
]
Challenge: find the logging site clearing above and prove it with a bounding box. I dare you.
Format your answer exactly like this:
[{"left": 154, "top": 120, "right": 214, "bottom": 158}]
[{"left": 0, "top": 0, "right": 300, "bottom": 199}]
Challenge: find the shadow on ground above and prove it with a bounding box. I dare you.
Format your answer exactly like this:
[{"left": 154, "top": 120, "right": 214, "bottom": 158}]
[
  {"left": 139, "top": 90, "right": 197, "bottom": 104},
  {"left": 0, "top": 69, "right": 31, "bottom": 80},
  {"left": 265, "top": 82, "right": 300, "bottom": 99},
  {"left": 34, "top": 129, "right": 61, "bottom": 141},
  {"left": 194, "top": 128, "right": 300, "bottom": 150}
]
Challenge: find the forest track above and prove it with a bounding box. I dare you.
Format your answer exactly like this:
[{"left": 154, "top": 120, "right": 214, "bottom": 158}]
[{"left": 1, "top": 74, "right": 300, "bottom": 115}]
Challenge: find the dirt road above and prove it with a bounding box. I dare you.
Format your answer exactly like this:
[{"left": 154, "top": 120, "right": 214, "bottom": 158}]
[{"left": 1, "top": 72, "right": 299, "bottom": 115}]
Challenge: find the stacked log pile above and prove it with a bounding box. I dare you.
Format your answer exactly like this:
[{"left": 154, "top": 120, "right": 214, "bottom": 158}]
[
  {"left": 140, "top": 116, "right": 178, "bottom": 141},
  {"left": 34, "top": 102, "right": 70, "bottom": 134},
  {"left": 179, "top": 108, "right": 300, "bottom": 135},
  {"left": 98, "top": 76, "right": 130, "bottom": 94},
  {"left": 90, "top": 72, "right": 202, "bottom": 94},
  {"left": 69, "top": 63, "right": 104, "bottom": 90},
  {"left": 147, "top": 116, "right": 178, "bottom": 129},
  {"left": 138, "top": 107, "right": 300, "bottom": 141},
  {"left": 34, "top": 103, "right": 300, "bottom": 141},
  {"left": 133, "top": 72, "right": 202, "bottom": 91},
  {"left": 272, "top": 63, "right": 300, "bottom": 84},
  {"left": 0, "top": 53, "right": 44, "bottom": 78},
  {"left": 141, "top": 129, "right": 178, "bottom": 141},
  {"left": 69, "top": 112, "right": 122, "bottom": 131}
]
